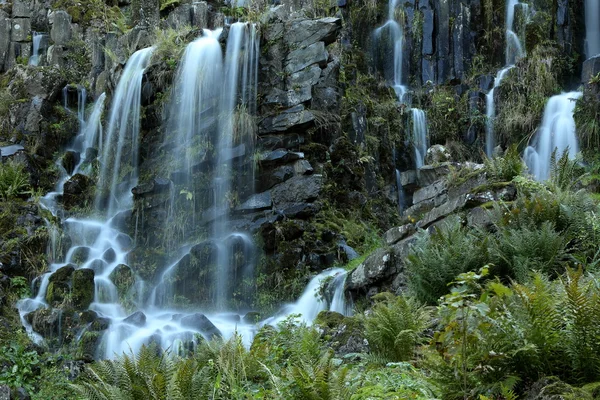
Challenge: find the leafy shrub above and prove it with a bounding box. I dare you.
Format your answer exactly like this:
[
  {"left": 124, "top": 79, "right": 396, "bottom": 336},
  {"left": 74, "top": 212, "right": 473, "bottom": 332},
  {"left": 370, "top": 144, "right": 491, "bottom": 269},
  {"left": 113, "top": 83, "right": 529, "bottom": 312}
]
[
  {"left": 363, "top": 293, "right": 431, "bottom": 362},
  {"left": 429, "top": 267, "right": 600, "bottom": 399},
  {"left": 406, "top": 220, "right": 490, "bottom": 304}
]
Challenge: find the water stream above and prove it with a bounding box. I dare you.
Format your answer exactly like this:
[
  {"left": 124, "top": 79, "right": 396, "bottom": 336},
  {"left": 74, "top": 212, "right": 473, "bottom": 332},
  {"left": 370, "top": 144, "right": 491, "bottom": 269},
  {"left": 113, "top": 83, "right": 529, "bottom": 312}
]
[
  {"left": 485, "top": 0, "right": 528, "bottom": 156},
  {"left": 524, "top": 91, "right": 582, "bottom": 181}
]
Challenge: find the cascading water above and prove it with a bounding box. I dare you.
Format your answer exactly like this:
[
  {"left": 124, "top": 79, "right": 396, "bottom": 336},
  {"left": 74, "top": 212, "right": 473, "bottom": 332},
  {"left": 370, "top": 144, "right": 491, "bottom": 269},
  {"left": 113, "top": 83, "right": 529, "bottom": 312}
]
[
  {"left": 98, "top": 47, "right": 154, "bottom": 215},
  {"left": 485, "top": 66, "right": 513, "bottom": 156},
  {"left": 411, "top": 109, "right": 428, "bottom": 169},
  {"left": 585, "top": 0, "right": 600, "bottom": 59},
  {"left": 263, "top": 268, "right": 352, "bottom": 326},
  {"left": 374, "top": 0, "right": 407, "bottom": 102},
  {"left": 524, "top": 91, "right": 582, "bottom": 181},
  {"left": 18, "top": 90, "right": 106, "bottom": 341},
  {"left": 19, "top": 24, "right": 350, "bottom": 358},
  {"left": 29, "top": 32, "right": 47, "bottom": 66},
  {"left": 485, "top": 0, "right": 528, "bottom": 156}
]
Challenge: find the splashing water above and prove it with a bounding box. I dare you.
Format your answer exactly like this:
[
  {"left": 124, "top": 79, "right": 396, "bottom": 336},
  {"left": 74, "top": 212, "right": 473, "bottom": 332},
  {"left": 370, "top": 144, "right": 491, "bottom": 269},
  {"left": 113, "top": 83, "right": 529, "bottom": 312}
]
[{"left": 524, "top": 92, "right": 582, "bottom": 181}]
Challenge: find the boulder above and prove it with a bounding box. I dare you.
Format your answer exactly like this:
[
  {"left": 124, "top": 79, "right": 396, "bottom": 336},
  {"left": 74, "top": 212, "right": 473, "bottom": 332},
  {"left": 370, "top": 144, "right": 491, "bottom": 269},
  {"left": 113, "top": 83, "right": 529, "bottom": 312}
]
[
  {"left": 61, "top": 151, "right": 80, "bottom": 175},
  {"left": 271, "top": 174, "right": 323, "bottom": 209},
  {"left": 165, "top": 4, "right": 192, "bottom": 29},
  {"left": 287, "top": 65, "right": 322, "bottom": 87},
  {"left": 123, "top": 311, "right": 146, "bottom": 327},
  {"left": 26, "top": 308, "right": 62, "bottom": 337},
  {"left": 285, "top": 17, "right": 341, "bottom": 48},
  {"left": 50, "top": 11, "right": 71, "bottom": 46},
  {"left": 347, "top": 248, "right": 396, "bottom": 291},
  {"left": 179, "top": 313, "right": 221, "bottom": 339},
  {"left": 383, "top": 224, "right": 416, "bottom": 246},
  {"left": 62, "top": 174, "right": 92, "bottom": 209},
  {"left": 72, "top": 268, "right": 94, "bottom": 309}
]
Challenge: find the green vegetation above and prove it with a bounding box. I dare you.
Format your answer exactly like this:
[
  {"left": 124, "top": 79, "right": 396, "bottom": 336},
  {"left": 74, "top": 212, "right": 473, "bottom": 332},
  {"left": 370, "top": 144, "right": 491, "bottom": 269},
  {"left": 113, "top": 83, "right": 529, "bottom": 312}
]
[{"left": 0, "top": 160, "right": 31, "bottom": 201}]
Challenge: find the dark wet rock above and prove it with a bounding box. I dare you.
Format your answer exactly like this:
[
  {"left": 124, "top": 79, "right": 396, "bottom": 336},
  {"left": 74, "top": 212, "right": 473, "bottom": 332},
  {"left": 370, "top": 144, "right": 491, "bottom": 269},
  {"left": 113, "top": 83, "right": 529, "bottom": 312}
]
[
  {"left": 132, "top": 178, "right": 172, "bottom": 196},
  {"left": 285, "top": 41, "right": 328, "bottom": 74},
  {"left": 582, "top": 55, "right": 600, "bottom": 84},
  {"left": 293, "top": 159, "right": 313, "bottom": 175},
  {"left": 61, "top": 151, "right": 80, "bottom": 175},
  {"left": 258, "top": 134, "right": 305, "bottom": 150},
  {"left": 236, "top": 191, "right": 272, "bottom": 213},
  {"left": 264, "top": 87, "right": 312, "bottom": 108},
  {"left": 88, "top": 259, "right": 107, "bottom": 274},
  {"left": 62, "top": 174, "right": 92, "bottom": 209},
  {"left": 242, "top": 311, "right": 261, "bottom": 323},
  {"left": 383, "top": 224, "right": 416, "bottom": 246},
  {"left": 180, "top": 313, "right": 221, "bottom": 339},
  {"left": 282, "top": 202, "right": 320, "bottom": 219},
  {"left": 260, "top": 105, "right": 315, "bottom": 133},
  {"left": 467, "top": 207, "right": 493, "bottom": 229},
  {"left": 338, "top": 241, "right": 359, "bottom": 261},
  {"left": 85, "top": 147, "right": 99, "bottom": 160},
  {"left": 124, "top": 311, "right": 146, "bottom": 327},
  {"left": 271, "top": 174, "right": 323, "bottom": 209},
  {"left": 286, "top": 65, "right": 322, "bottom": 87},
  {"left": 417, "top": 163, "right": 452, "bottom": 186},
  {"left": 71, "top": 247, "right": 91, "bottom": 265},
  {"left": 27, "top": 308, "right": 62, "bottom": 337},
  {"left": 72, "top": 268, "right": 94, "bottom": 310},
  {"left": 102, "top": 248, "right": 116, "bottom": 263},
  {"left": 259, "top": 148, "right": 302, "bottom": 168}
]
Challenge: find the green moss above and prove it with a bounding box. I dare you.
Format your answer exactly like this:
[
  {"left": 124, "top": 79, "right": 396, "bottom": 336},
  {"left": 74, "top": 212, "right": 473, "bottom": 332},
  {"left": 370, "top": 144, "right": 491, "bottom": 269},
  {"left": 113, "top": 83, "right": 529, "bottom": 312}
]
[{"left": 72, "top": 269, "right": 94, "bottom": 310}]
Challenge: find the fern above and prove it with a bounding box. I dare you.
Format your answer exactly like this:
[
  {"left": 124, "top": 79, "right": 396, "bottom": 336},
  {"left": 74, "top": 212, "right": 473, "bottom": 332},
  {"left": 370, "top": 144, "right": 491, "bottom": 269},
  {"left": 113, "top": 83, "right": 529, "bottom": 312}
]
[{"left": 364, "top": 292, "right": 431, "bottom": 362}]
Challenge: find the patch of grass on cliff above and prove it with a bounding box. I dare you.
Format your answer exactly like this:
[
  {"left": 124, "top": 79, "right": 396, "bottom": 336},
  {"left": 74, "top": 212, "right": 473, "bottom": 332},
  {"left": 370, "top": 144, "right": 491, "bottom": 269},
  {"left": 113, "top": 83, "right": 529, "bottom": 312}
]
[
  {"left": 53, "top": 0, "right": 125, "bottom": 30},
  {"left": 494, "top": 42, "right": 575, "bottom": 147}
]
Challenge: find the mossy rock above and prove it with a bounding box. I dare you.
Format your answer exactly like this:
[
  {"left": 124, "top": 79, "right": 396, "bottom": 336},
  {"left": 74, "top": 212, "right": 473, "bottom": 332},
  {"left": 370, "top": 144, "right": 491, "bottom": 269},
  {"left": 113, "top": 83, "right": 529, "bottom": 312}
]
[
  {"left": 49, "top": 264, "right": 75, "bottom": 283},
  {"left": 527, "top": 378, "right": 594, "bottom": 400},
  {"left": 72, "top": 268, "right": 94, "bottom": 310},
  {"left": 45, "top": 281, "right": 69, "bottom": 305},
  {"left": 76, "top": 330, "right": 101, "bottom": 362},
  {"left": 315, "top": 310, "right": 345, "bottom": 328},
  {"left": 109, "top": 264, "right": 134, "bottom": 299}
]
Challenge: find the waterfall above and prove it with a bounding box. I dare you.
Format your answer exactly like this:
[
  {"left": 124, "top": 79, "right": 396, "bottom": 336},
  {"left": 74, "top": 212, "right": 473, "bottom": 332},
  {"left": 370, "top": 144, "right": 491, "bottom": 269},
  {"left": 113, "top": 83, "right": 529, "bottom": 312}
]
[
  {"left": 263, "top": 268, "right": 352, "bottom": 326},
  {"left": 18, "top": 91, "right": 106, "bottom": 342},
  {"left": 98, "top": 47, "right": 154, "bottom": 215},
  {"left": 585, "top": 0, "right": 600, "bottom": 59},
  {"left": 28, "top": 32, "right": 47, "bottom": 66},
  {"left": 411, "top": 109, "right": 428, "bottom": 169},
  {"left": 374, "top": 0, "right": 407, "bottom": 102},
  {"left": 18, "top": 24, "right": 350, "bottom": 359},
  {"left": 485, "top": 66, "right": 513, "bottom": 156},
  {"left": 524, "top": 92, "right": 582, "bottom": 181},
  {"left": 486, "top": 0, "right": 528, "bottom": 156}
]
